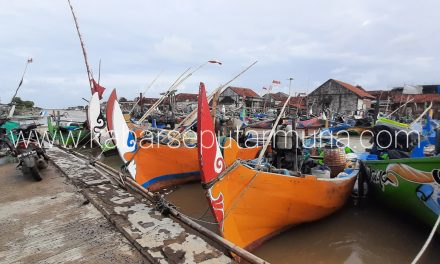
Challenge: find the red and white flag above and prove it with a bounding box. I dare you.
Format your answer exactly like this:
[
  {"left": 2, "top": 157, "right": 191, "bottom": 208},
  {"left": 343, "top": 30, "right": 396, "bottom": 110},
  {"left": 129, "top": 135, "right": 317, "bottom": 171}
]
[
  {"left": 208, "top": 60, "right": 222, "bottom": 65},
  {"left": 91, "top": 79, "right": 106, "bottom": 100},
  {"left": 272, "top": 80, "right": 281, "bottom": 85}
]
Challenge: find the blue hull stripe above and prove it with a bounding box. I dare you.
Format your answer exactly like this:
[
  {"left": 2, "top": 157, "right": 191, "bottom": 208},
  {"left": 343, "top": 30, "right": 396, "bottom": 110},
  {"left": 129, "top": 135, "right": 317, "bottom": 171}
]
[{"left": 141, "top": 171, "right": 200, "bottom": 188}]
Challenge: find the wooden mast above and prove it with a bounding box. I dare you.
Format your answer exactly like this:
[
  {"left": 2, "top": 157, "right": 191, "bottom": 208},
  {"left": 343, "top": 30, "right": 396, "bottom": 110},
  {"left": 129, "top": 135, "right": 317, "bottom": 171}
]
[{"left": 66, "top": 0, "right": 93, "bottom": 91}]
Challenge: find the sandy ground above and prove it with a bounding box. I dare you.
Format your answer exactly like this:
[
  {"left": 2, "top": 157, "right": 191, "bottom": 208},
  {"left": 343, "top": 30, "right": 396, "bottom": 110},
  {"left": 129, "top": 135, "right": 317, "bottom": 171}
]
[{"left": 0, "top": 160, "right": 149, "bottom": 264}]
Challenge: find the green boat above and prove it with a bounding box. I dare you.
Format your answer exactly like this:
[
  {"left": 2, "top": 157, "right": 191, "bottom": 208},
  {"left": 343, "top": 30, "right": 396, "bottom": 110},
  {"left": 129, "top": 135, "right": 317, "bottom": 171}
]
[
  {"left": 0, "top": 120, "right": 20, "bottom": 142},
  {"left": 47, "top": 116, "right": 90, "bottom": 147},
  {"left": 376, "top": 116, "right": 410, "bottom": 129},
  {"left": 364, "top": 157, "right": 440, "bottom": 232}
]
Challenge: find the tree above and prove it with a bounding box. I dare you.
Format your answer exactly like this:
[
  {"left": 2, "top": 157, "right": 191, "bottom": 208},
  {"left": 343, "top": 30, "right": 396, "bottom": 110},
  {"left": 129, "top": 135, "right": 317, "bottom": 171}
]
[
  {"left": 119, "top": 97, "right": 128, "bottom": 102},
  {"left": 12, "top": 97, "right": 23, "bottom": 105},
  {"left": 23, "top": 100, "right": 34, "bottom": 108},
  {"left": 12, "top": 97, "right": 35, "bottom": 109}
]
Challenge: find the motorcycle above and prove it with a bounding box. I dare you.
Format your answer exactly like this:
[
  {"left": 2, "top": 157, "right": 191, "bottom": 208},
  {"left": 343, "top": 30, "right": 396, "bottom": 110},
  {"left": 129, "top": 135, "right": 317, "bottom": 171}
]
[{"left": 0, "top": 121, "right": 49, "bottom": 181}]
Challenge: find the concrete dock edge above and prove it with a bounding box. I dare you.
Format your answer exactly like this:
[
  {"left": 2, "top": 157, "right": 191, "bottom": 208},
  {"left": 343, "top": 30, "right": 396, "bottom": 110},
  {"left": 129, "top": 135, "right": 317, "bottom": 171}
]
[{"left": 47, "top": 146, "right": 232, "bottom": 264}]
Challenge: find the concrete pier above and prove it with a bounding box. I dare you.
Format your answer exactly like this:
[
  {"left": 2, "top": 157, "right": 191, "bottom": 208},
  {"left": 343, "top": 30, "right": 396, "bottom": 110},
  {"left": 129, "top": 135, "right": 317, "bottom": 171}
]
[
  {"left": 0, "top": 160, "right": 147, "bottom": 263},
  {"left": 0, "top": 147, "right": 231, "bottom": 263}
]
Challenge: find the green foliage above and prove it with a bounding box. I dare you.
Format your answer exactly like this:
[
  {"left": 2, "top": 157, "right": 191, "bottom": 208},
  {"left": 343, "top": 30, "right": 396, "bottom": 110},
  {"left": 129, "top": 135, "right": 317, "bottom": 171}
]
[
  {"left": 12, "top": 97, "right": 23, "bottom": 104},
  {"left": 12, "top": 97, "right": 35, "bottom": 109}
]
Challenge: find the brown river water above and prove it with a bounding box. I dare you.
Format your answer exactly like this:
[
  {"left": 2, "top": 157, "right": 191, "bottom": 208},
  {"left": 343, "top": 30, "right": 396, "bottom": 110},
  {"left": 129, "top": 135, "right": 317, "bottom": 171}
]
[
  {"left": 54, "top": 111, "right": 438, "bottom": 263},
  {"left": 88, "top": 136, "right": 440, "bottom": 264}
]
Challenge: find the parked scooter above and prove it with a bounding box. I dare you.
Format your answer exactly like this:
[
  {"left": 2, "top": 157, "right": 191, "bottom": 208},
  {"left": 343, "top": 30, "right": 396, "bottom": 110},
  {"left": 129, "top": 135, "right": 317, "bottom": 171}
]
[{"left": 0, "top": 121, "right": 49, "bottom": 181}]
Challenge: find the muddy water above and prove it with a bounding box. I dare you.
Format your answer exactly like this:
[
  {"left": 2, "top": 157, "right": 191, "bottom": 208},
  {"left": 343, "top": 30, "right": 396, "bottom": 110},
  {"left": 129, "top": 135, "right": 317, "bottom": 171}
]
[
  {"left": 166, "top": 183, "right": 440, "bottom": 264},
  {"left": 93, "top": 136, "right": 440, "bottom": 263}
]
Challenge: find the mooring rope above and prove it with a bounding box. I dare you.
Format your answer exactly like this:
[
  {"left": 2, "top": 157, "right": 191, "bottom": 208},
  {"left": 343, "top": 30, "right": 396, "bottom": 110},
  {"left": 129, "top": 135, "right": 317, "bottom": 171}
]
[
  {"left": 221, "top": 170, "right": 261, "bottom": 225},
  {"left": 185, "top": 215, "right": 218, "bottom": 225},
  {"left": 195, "top": 206, "right": 211, "bottom": 220},
  {"left": 411, "top": 215, "right": 440, "bottom": 264}
]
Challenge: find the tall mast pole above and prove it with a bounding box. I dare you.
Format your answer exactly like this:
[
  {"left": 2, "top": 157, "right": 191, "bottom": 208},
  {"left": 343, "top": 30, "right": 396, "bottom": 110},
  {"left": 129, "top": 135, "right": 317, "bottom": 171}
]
[
  {"left": 66, "top": 0, "right": 93, "bottom": 92},
  {"left": 10, "top": 58, "right": 32, "bottom": 104},
  {"left": 287, "top": 77, "right": 294, "bottom": 96}
]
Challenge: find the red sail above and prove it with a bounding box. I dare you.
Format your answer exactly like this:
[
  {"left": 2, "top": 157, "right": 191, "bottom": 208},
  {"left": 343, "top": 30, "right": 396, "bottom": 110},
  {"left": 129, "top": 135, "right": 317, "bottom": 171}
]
[
  {"left": 197, "top": 82, "right": 225, "bottom": 184},
  {"left": 106, "top": 89, "right": 117, "bottom": 131}
]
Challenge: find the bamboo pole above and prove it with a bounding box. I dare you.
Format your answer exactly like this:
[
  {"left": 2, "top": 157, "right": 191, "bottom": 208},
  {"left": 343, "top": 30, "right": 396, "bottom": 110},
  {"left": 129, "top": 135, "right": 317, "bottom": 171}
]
[
  {"left": 66, "top": 150, "right": 268, "bottom": 264},
  {"left": 176, "top": 61, "right": 258, "bottom": 129},
  {"left": 210, "top": 89, "right": 221, "bottom": 121},
  {"left": 66, "top": 0, "right": 93, "bottom": 91},
  {"left": 10, "top": 58, "right": 32, "bottom": 104},
  {"left": 137, "top": 67, "right": 191, "bottom": 123},
  {"left": 127, "top": 178, "right": 269, "bottom": 264},
  {"left": 411, "top": 215, "right": 440, "bottom": 264},
  {"left": 98, "top": 59, "right": 101, "bottom": 84},
  {"left": 410, "top": 101, "right": 432, "bottom": 126},
  {"left": 128, "top": 71, "right": 163, "bottom": 115},
  {"left": 255, "top": 95, "right": 291, "bottom": 167},
  {"left": 386, "top": 98, "right": 414, "bottom": 118}
]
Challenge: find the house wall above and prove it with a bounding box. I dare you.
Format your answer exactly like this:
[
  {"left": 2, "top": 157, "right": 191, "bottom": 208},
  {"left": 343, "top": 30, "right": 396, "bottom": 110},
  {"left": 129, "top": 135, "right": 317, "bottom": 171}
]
[
  {"left": 219, "top": 87, "right": 263, "bottom": 110},
  {"left": 219, "top": 87, "right": 240, "bottom": 105},
  {"left": 357, "top": 99, "right": 364, "bottom": 111},
  {"left": 176, "top": 101, "right": 197, "bottom": 112},
  {"left": 363, "top": 99, "right": 372, "bottom": 109},
  {"left": 307, "top": 80, "right": 360, "bottom": 115}
]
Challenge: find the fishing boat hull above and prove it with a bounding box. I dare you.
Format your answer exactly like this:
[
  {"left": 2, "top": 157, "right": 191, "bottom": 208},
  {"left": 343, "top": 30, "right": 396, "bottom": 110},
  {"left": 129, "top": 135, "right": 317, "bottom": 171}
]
[
  {"left": 88, "top": 92, "right": 116, "bottom": 154},
  {"left": 47, "top": 117, "right": 89, "bottom": 147},
  {"left": 124, "top": 143, "right": 201, "bottom": 191},
  {"left": 364, "top": 157, "right": 440, "bottom": 232},
  {"left": 122, "top": 141, "right": 261, "bottom": 192},
  {"left": 106, "top": 89, "right": 261, "bottom": 192},
  {"left": 208, "top": 163, "right": 357, "bottom": 250},
  {"left": 0, "top": 120, "right": 19, "bottom": 142},
  {"left": 196, "top": 81, "right": 357, "bottom": 251},
  {"left": 297, "top": 117, "right": 322, "bottom": 129}
]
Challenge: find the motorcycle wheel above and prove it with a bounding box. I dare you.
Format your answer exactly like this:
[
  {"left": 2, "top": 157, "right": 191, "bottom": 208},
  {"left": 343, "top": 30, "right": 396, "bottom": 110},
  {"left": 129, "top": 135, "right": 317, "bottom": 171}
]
[{"left": 30, "top": 166, "right": 42, "bottom": 181}]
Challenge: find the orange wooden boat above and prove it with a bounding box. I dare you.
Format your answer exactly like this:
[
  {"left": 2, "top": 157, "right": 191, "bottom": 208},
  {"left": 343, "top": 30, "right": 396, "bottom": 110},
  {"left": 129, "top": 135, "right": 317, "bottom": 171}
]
[
  {"left": 106, "top": 89, "right": 261, "bottom": 192},
  {"left": 196, "top": 82, "right": 358, "bottom": 252}
]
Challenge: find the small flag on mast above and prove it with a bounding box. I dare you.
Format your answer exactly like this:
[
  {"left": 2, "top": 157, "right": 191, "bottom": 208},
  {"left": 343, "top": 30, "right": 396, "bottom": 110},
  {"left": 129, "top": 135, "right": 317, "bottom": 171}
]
[
  {"left": 272, "top": 80, "right": 281, "bottom": 85},
  {"left": 27, "top": 57, "right": 33, "bottom": 63},
  {"left": 91, "top": 79, "right": 106, "bottom": 100},
  {"left": 208, "top": 60, "right": 222, "bottom": 65}
]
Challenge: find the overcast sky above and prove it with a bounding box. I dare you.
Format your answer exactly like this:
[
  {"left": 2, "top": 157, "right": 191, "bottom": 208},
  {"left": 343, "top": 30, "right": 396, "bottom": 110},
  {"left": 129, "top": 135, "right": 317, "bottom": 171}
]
[{"left": 0, "top": 0, "right": 439, "bottom": 108}]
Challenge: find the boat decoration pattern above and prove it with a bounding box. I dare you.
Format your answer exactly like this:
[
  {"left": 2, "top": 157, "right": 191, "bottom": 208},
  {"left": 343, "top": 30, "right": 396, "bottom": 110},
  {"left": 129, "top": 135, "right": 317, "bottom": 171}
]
[{"left": 371, "top": 164, "right": 440, "bottom": 215}]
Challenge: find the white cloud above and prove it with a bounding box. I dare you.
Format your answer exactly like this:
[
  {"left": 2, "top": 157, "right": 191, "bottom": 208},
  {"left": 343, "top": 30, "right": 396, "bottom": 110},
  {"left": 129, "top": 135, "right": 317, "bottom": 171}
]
[
  {"left": 0, "top": 0, "right": 439, "bottom": 107},
  {"left": 153, "top": 36, "right": 194, "bottom": 60}
]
